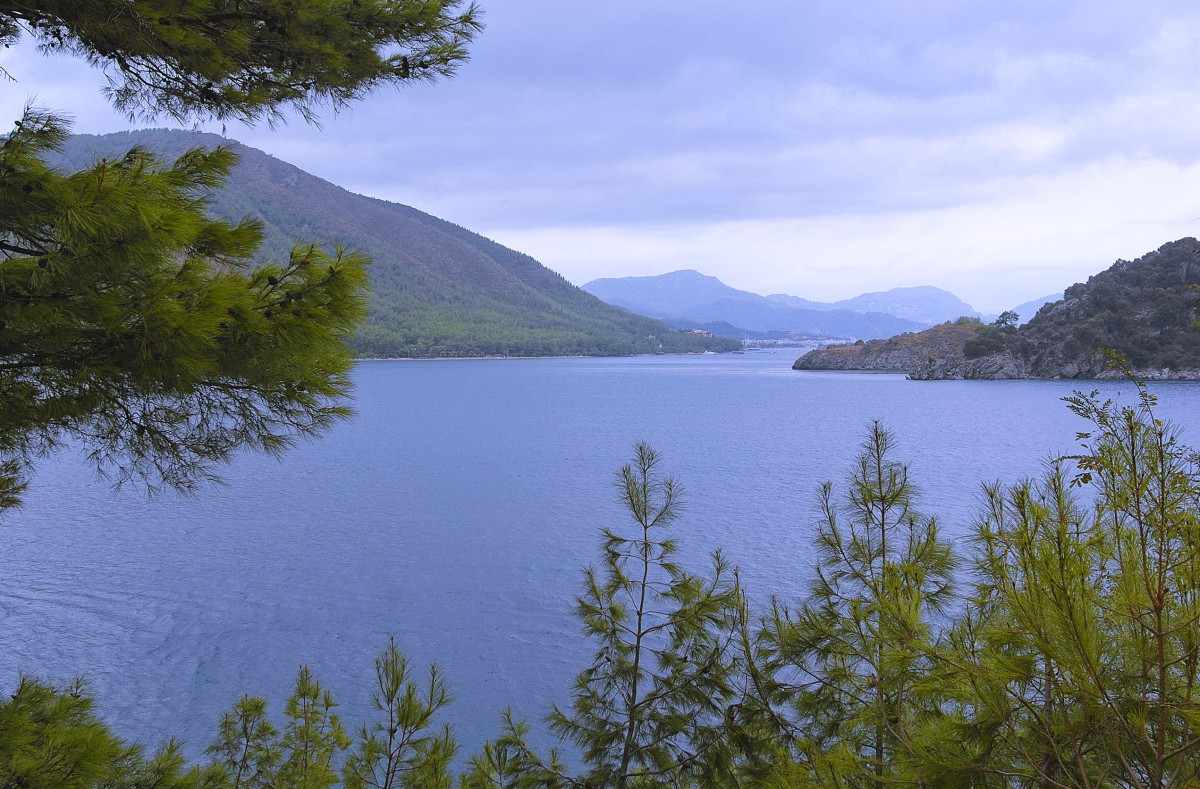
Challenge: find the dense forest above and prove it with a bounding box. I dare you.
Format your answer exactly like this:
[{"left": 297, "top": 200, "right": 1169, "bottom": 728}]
[{"left": 7, "top": 381, "right": 1200, "bottom": 787}]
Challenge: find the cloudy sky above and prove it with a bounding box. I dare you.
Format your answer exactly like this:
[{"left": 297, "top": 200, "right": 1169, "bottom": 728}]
[{"left": 5, "top": 1, "right": 1200, "bottom": 312}]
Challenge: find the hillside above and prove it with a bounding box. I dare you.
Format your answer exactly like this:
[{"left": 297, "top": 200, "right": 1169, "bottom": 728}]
[
  {"left": 49, "top": 131, "right": 739, "bottom": 357},
  {"left": 794, "top": 239, "right": 1200, "bottom": 379},
  {"left": 583, "top": 270, "right": 929, "bottom": 340},
  {"left": 792, "top": 318, "right": 984, "bottom": 373}
]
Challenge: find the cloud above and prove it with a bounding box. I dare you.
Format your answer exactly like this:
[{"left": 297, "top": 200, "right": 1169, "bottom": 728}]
[
  {"left": 4, "top": 2, "right": 1200, "bottom": 310},
  {"left": 490, "top": 152, "right": 1200, "bottom": 313}
]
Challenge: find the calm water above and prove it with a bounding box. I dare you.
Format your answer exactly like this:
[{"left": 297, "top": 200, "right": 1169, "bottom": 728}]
[{"left": 4, "top": 348, "right": 1200, "bottom": 759}]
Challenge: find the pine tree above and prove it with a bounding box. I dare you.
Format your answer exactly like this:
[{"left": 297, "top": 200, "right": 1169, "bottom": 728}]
[
  {"left": 342, "top": 636, "right": 457, "bottom": 789},
  {"left": 459, "top": 711, "right": 567, "bottom": 789},
  {"left": 276, "top": 666, "right": 350, "bottom": 789},
  {"left": 0, "top": 1, "right": 482, "bottom": 124},
  {"left": 550, "top": 444, "right": 745, "bottom": 787},
  {"left": 925, "top": 383, "right": 1200, "bottom": 787},
  {"left": 763, "top": 422, "right": 955, "bottom": 786},
  {"left": 0, "top": 1, "right": 480, "bottom": 509},
  {"left": 0, "top": 109, "right": 369, "bottom": 507},
  {"left": 208, "top": 695, "right": 282, "bottom": 789},
  {"left": 0, "top": 677, "right": 226, "bottom": 788},
  {"left": 468, "top": 444, "right": 748, "bottom": 788}
]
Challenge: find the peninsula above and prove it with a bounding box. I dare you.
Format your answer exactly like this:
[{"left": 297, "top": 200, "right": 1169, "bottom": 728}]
[{"left": 794, "top": 239, "right": 1200, "bottom": 380}]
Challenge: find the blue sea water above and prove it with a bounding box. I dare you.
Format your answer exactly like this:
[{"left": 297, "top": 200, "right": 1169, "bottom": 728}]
[{"left": 3, "top": 348, "right": 1200, "bottom": 760}]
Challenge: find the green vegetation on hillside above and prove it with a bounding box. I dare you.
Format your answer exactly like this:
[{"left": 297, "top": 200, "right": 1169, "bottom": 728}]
[
  {"left": 1013, "top": 238, "right": 1200, "bottom": 372},
  {"left": 54, "top": 131, "right": 740, "bottom": 359},
  {"left": 793, "top": 316, "right": 983, "bottom": 371},
  {"left": 797, "top": 239, "right": 1200, "bottom": 379},
  {"left": 11, "top": 385, "right": 1200, "bottom": 786}
]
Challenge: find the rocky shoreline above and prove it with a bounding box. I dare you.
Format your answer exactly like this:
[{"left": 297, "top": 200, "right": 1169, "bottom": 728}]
[
  {"left": 795, "top": 237, "right": 1200, "bottom": 381},
  {"left": 792, "top": 318, "right": 1200, "bottom": 380},
  {"left": 795, "top": 343, "right": 1200, "bottom": 381}
]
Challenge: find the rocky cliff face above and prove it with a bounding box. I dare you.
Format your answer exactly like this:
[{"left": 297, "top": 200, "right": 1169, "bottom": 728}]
[{"left": 910, "top": 352, "right": 1030, "bottom": 380}]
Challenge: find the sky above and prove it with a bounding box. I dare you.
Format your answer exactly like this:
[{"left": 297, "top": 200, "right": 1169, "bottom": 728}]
[{"left": 5, "top": 2, "right": 1200, "bottom": 312}]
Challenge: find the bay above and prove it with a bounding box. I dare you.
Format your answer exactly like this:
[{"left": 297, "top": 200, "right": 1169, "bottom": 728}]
[{"left": 3, "top": 348, "right": 1200, "bottom": 760}]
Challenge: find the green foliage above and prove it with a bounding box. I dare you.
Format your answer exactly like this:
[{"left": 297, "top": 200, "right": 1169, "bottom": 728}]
[
  {"left": 208, "top": 695, "right": 282, "bottom": 788},
  {"left": 997, "top": 238, "right": 1200, "bottom": 372},
  {"left": 994, "top": 310, "right": 1019, "bottom": 327},
  {"left": 477, "top": 444, "right": 749, "bottom": 788},
  {"left": 761, "top": 423, "right": 955, "bottom": 785},
  {"left": 922, "top": 382, "right": 1200, "bottom": 787},
  {"left": 2, "top": 0, "right": 481, "bottom": 124},
  {"left": 458, "top": 711, "right": 570, "bottom": 789},
  {"left": 0, "top": 677, "right": 223, "bottom": 789},
  {"left": 277, "top": 666, "right": 351, "bottom": 789},
  {"left": 0, "top": 109, "right": 368, "bottom": 509},
  {"left": 342, "top": 636, "right": 456, "bottom": 789},
  {"left": 204, "top": 643, "right": 455, "bottom": 789},
  {"left": 0, "top": 0, "right": 480, "bottom": 504},
  {"left": 552, "top": 444, "right": 744, "bottom": 787},
  {"left": 963, "top": 315, "right": 1017, "bottom": 359}
]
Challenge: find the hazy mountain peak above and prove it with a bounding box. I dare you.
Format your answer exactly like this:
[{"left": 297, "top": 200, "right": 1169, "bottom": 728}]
[{"left": 831, "top": 286, "right": 978, "bottom": 325}]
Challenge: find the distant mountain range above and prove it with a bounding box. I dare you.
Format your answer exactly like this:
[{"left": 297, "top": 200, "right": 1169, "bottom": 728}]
[
  {"left": 583, "top": 270, "right": 979, "bottom": 340},
  {"left": 50, "top": 130, "right": 738, "bottom": 358},
  {"left": 1011, "top": 292, "right": 1064, "bottom": 325},
  {"left": 794, "top": 238, "right": 1200, "bottom": 379}
]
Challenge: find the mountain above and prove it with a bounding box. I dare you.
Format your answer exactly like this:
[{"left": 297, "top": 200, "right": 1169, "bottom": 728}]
[
  {"left": 583, "top": 270, "right": 928, "bottom": 340},
  {"left": 828, "top": 286, "right": 978, "bottom": 325},
  {"left": 584, "top": 270, "right": 763, "bottom": 317},
  {"left": 48, "top": 130, "right": 739, "bottom": 358},
  {"left": 1011, "top": 292, "right": 1063, "bottom": 325},
  {"left": 795, "top": 239, "right": 1200, "bottom": 380}
]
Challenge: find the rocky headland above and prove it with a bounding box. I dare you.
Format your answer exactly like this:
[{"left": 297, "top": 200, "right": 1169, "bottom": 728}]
[
  {"left": 794, "top": 238, "right": 1200, "bottom": 380},
  {"left": 793, "top": 319, "right": 982, "bottom": 374}
]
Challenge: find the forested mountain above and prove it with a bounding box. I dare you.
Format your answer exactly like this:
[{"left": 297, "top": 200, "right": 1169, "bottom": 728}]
[
  {"left": 583, "top": 270, "right": 929, "bottom": 339},
  {"left": 49, "top": 130, "right": 738, "bottom": 357},
  {"left": 795, "top": 238, "right": 1200, "bottom": 379}
]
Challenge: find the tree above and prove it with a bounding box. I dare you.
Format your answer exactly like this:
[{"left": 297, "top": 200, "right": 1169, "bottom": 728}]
[
  {"left": 208, "top": 695, "right": 282, "bottom": 789},
  {"left": 0, "top": 112, "right": 369, "bottom": 506},
  {"left": 342, "top": 636, "right": 457, "bottom": 789},
  {"left": 552, "top": 444, "right": 744, "bottom": 787},
  {"left": 924, "top": 384, "right": 1200, "bottom": 787},
  {"left": 0, "top": 677, "right": 226, "bottom": 789},
  {"left": 471, "top": 444, "right": 748, "bottom": 788},
  {"left": 963, "top": 312, "right": 1019, "bottom": 359},
  {"left": 762, "top": 422, "right": 955, "bottom": 786},
  {"left": 0, "top": 0, "right": 482, "bottom": 125},
  {"left": 276, "top": 666, "right": 350, "bottom": 789},
  {"left": 0, "top": 1, "right": 481, "bottom": 509},
  {"left": 994, "top": 310, "right": 1019, "bottom": 328}
]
